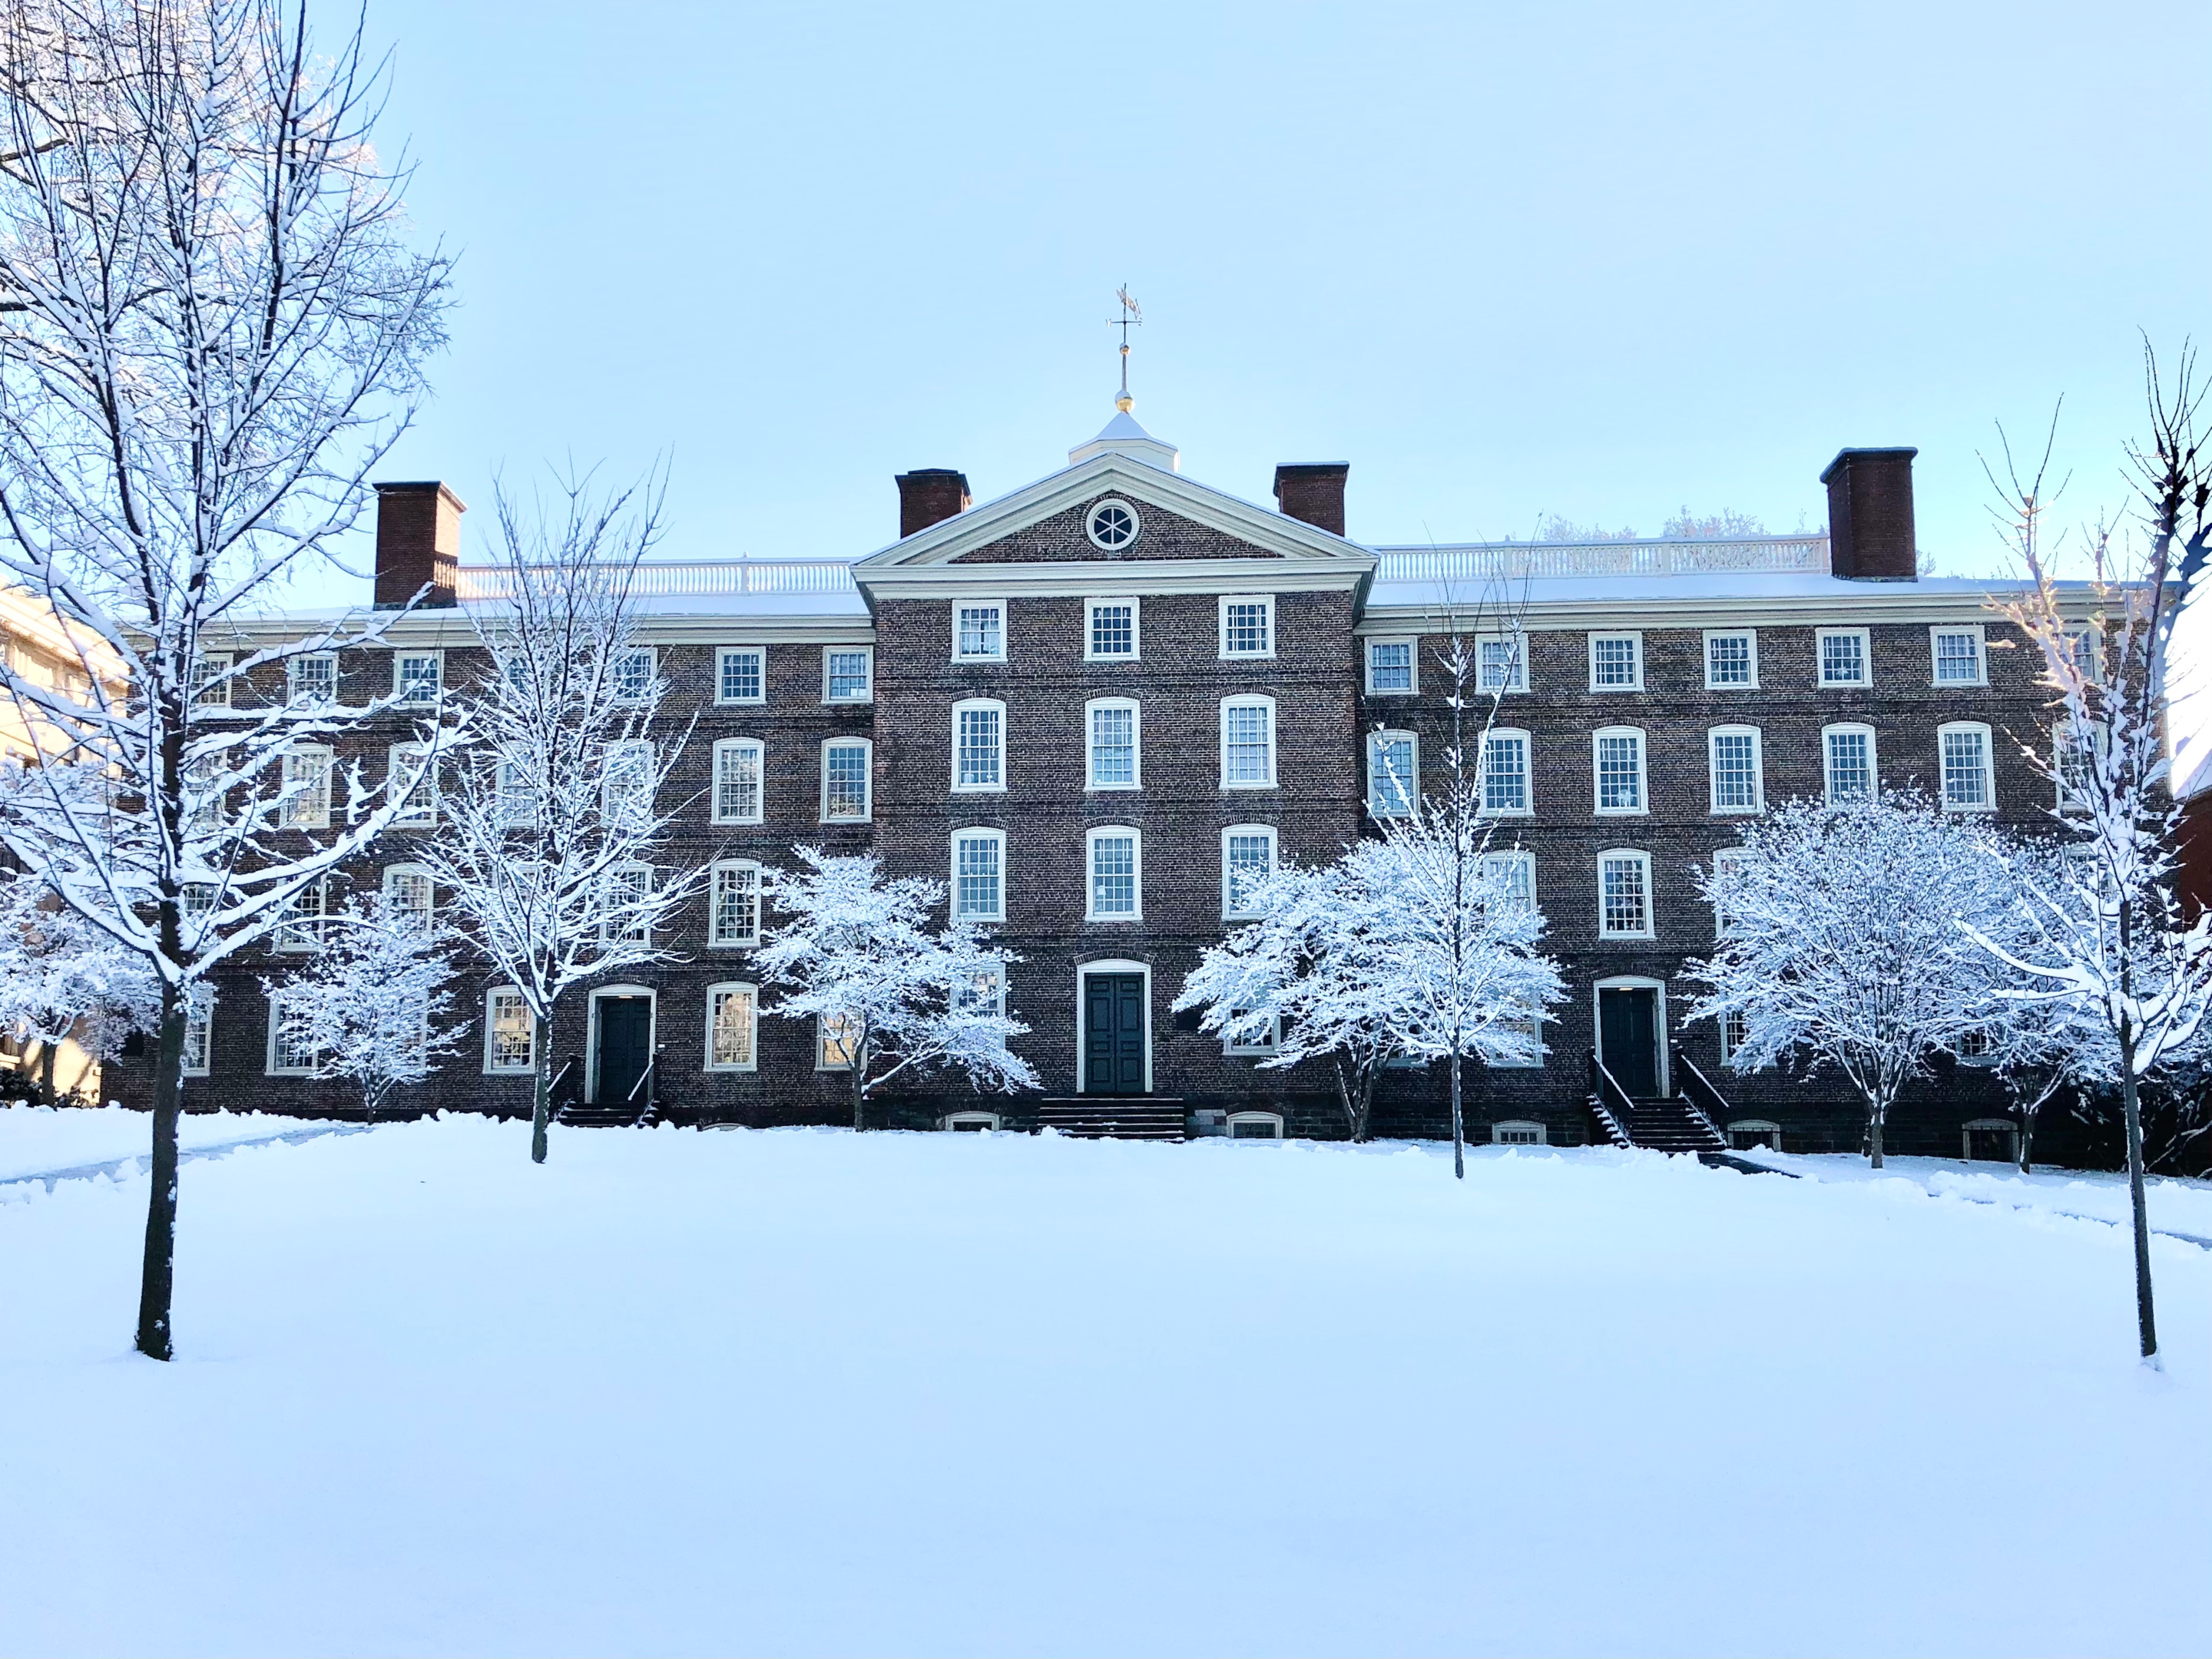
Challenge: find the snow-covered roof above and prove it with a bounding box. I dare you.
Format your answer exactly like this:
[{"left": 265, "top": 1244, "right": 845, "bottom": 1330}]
[
  {"left": 2178, "top": 747, "right": 2212, "bottom": 803},
  {"left": 1066, "top": 406, "right": 1180, "bottom": 472}
]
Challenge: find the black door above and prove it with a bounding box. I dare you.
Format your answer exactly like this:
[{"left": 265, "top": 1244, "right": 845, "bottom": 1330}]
[
  {"left": 1084, "top": 973, "right": 1147, "bottom": 1095},
  {"left": 1598, "top": 987, "right": 1660, "bottom": 1098},
  {"left": 595, "top": 996, "right": 653, "bottom": 1105}
]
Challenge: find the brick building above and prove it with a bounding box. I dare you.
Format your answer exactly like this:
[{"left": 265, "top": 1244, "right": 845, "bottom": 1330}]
[{"left": 118, "top": 399, "right": 2098, "bottom": 1157}]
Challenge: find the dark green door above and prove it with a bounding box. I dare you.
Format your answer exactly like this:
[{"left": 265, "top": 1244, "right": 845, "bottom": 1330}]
[
  {"left": 1084, "top": 972, "right": 1146, "bottom": 1096},
  {"left": 594, "top": 995, "right": 653, "bottom": 1105},
  {"left": 1598, "top": 986, "right": 1660, "bottom": 1098}
]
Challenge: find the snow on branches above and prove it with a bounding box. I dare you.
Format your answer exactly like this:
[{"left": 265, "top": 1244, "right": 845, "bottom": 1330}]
[{"left": 755, "top": 848, "right": 1037, "bottom": 1131}]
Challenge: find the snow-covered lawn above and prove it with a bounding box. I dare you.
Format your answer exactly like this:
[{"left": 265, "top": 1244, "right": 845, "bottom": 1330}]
[{"left": 2, "top": 1118, "right": 2209, "bottom": 1657}]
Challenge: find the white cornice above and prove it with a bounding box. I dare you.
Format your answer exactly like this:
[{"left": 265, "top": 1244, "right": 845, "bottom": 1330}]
[
  {"left": 1356, "top": 586, "right": 2104, "bottom": 633},
  {"left": 863, "top": 556, "right": 1372, "bottom": 604},
  {"left": 204, "top": 611, "right": 874, "bottom": 649}
]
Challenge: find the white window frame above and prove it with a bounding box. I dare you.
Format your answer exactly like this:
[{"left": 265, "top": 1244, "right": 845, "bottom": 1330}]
[
  {"left": 281, "top": 743, "right": 333, "bottom": 830},
  {"left": 484, "top": 986, "right": 536, "bottom": 1075},
  {"left": 951, "top": 828, "right": 1007, "bottom": 924},
  {"left": 2054, "top": 722, "right": 2095, "bottom": 814},
  {"left": 1367, "top": 729, "right": 1419, "bottom": 818},
  {"left": 1221, "top": 824, "right": 1279, "bottom": 921},
  {"left": 1085, "top": 826, "right": 1143, "bottom": 922},
  {"left": 1587, "top": 631, "right": 1644, "bottom": 692},
  {"left": 822, "top": 645, "right": 875, "bottom": 705},
  {"left": 601, "top": 862, "right": 654, "bottom": 944},
  {"left": 1816, "top": 627, "right": 1871, "bottom": 688},
  {"left": 707, "top": 859, "right": 763, "bottom": 949},
  {"left": 1597, "top": 848, "right": 1656, "bottom": 940},
  {"left": 1085, "top": 497, "right": 1141, "bottom": 551},
  {"left": 1939, "top": 720, "right": 1996, "bottom": 813},
  {"left": 287, "top": 653, "right": 337, "bottom": 704},
  {"left": 1710, "top": 846, "right": 1747, "bottom": 938},
  {"left": 190, "top": 651, "right": 233, "bottom": 709},
  {"left": 389, "top": 742, "right": 436, "bottom": 827},
  {"left": 181, "top": 988, "right": 213, "bottom": 1078},
  {"left": 820, "top": 737, "right": 873, "bottom": 823},
  {"left": 1706, "top": 725, "right": 1765, "bottom": 815},
  {"left": 1224, "top": 1011, "right": 1281, "bottom": 1058},
  {"left": 275, "top": 876, "right": 327, "bottom": 952},
  {"left": 1478, "top": 727, "right": 1533, "bottom": 817},
  {"left": 943, "top": 1111, "right": 1002, "bottom": 1132},
  {"left": 704, "top": 982, "right": 760, "bottom": 1073},
  {"left": 263, "top": 988, "right": 317, "bottom": 1077},
  {"left": 710, "top": 737, "right": 766, "bottom": 825},
  {"left": 1085, "top": 697, "right": 1142, "bottom": 792},
  {"left": 392, "top": 649, "right": 445, "bottom": 707},
  {"left": 611, "top": 645, "right": 657, "bottom": 704},
  {"left": 382, "top": 862, "right": 435, "bottom": 920},
  {"left": 1084, "top": 596, "right": 1141, "bottom": 662},
  {"left": 600, "top": 738, "right": 654, "bottom": 826},
  {"left": 1364, "top": 637, "right": 1418, "bottom": 696},
  {"left": 1821, "top": 722, "right": 1878, "bottom": 804},
  {"left": 1929, "top": 624, "right": 1988, "bottom": 687},
  {"left": 1475, "top": 632, "right": 1529, "bottom": 694},
  {"left": 1702, "top": 629, "right": 1759, "bottom": 690},
  {"left": 1225, "top": 1110, "right": 1284, "bottom": 1141},
  {"left": 1217, "top": 594, "right": 1277, "bottom": 661},
  {"left": 1220, "top": 695, "right": 1278, "bottom": 790},
  {"left": 950, "top": 698, "right": 1007, "bottom": 794},
  {"left": 1492, "top": 1118, "right": 1548, "bottom": 1144},
  {"left": 816, "top": 1012, "right": 861, "bottom": 1072},
  {"left": 1591, "top": 726, "right": 1648, "bottom": 816},
  {"left": 1962, "top": 1118, "right": 2020, "bottom": 1163},
  {"left": 1727, "top": 1117, "right": 1780, "bottom": 1148},
  {"left": 714, "top": 645, "right": 767, "bottom": 706},
  {"left": 951, "top": 598, "right": 1008, "bottom": 664},
  {"left": 1488, "top": 1018, "right": 1546, "bottom": 1071},
  {"left": 1482, "top": 848, "right": 1536, "bottom": 910}
]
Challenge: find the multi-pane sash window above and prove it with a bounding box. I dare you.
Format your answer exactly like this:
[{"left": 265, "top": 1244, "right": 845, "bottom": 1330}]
[
  {"left": 716, "top": 647, "right": 765, "bottom": 704},
  {"left": 390, "top": 743, "right": 435, "bottom": 826},
  {"left": 1480, "top": 730, "right": 1530, "bottom": 815},
  {"left": 280, "top": 745, "right": 333, "bottom": 829},
  {"left": 394, "top": 651, "right": 443, "bottom": 705},
  {"left": 955, "top": 968, "right": 1005, "bottom": 1018},
  {"left": 1088, "top": 700, "right": 1139, "bottom": 789},
  {"left": 190, "top": 651, "right": 231, "bottom": 708},
  {"left": 1720, "top": 1008, "right": 1749, "bottom": 1061},
  {"left": 954, "top": 602, "right": 1005, "bottom": 661},
  {"left": 818, "top": 1012, "right": 860, "bottom": 1070},
  {"left": 1478, "top": 634, "right": 1528, "bottom": 693},
  {"left": 822, "top": 739, "right": 871, "bottom": 820},
  {"left": 1482, "top": 849, "right": 1535, "bottom": 909},
  {"left": 2055, "top": 726, "right": 2093, "bottom": 810},
  {"left": 1704, "top": 631, "right": 1756, "bottom": 688},
  {"left": 603, "top": 863, "right": 653, "bottom": 943},
  {"left": 824, "top": 647, "right": 873, "bottom": 702},
  {"left": 1086, "top": 598, "right": 1138, "bottom": 660},
  {"left": 1221, "top": 697, "right": 1276, "bottom": 788},
  {"left": 276, "top": 878, "right": 326, "bottom": 952},
  {"left": 706, "top": 985, "right": 757, "bottom": 1071},
  {"left": 1823, "top": 724, "right": 1876, "bottom": 803},
  {"left": 612, "top": 647, "right": 656, "bottom": 703},
  {"left": 1707, "top": 727, "right": 1763, "bottom": 813},
  {"left": 267, "top": 992, "right": 317, "bottom": 1075},
  {"left": 709, "top": 861, "right": 761, "bottom": 947},
  {"left": 712, "top": 739, "right": 763, "bottom": 823},
  {"left": 1222, "top": 826, "right": 1277, "bottom": 919},
  {"left": 1367, "top": 639, "right": 1414, "bottom": 694},
  {"left": 1368, "top": 731, "right": 1416, "bottom": 817},
  {"left": 181, "top": 988, "right": 213, "bottom": 1076},
  {"left": 384, "top": 864, "right": 434, "bottom": 920},
  {"left": 288, "top": 654, "right": 336, "bottom": 703},
  {"left": 1817, "top": 629, "right": 1869, "bottom": 687},
  {"left": 1220, "top": 597, "right": 1273, "bottom": 658},
  {"left": 1088, "top": 829, "right": 1140, "bottom": 919},
  {"left": 952, "top": 830, "right": 1005, "bottom": 922},
  {"left": 496, "top": 759, "right": 536, "bottom": 829},
  {"left": 601, "top": 740, "right": 654, "bottom": 827},
  {"left": 1588, "top": 633, "right": 1642, "bottom": 690},
  {"left": 953, "top": 700, "right": 1005, "bottom": 790},
  {"left": 486, "top": 988, "right": 534, "bottom": 1072},
  {"left": 1931, "top": 627, "right": 1985, "bottom": 686},
  {"left": 1593, "top": 728, "right": 1646, "bottom": 813},
  {"left": 1710, "top": 846, "right": 1747, "bottom": 937},
  {"left": 1939, "top": 723, "right": 1994, "bottom": 811},
  {"left": 1598, "top": 851, "right": 1654, "bottom": 938}
]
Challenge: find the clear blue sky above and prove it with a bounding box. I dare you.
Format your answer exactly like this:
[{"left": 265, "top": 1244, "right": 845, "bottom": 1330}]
[{"left": 330, "top": 0, "right": 2210, "bottom": 590}]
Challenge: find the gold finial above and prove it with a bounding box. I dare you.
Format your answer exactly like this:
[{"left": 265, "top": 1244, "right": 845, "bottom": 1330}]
[{"left": 1110, "top": 285, "right": 1142, "bottom": 412}]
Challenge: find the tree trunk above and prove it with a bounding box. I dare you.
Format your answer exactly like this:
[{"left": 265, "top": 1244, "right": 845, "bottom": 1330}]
[
  {"left": 1354, "top": 1064, "right": 1376, "bottom": 1144},
  {"left": 852, "top": 1059, "right": 866, "bottom": 1133},
  {"left": 2018, "top": 1108, "right": 2036, "bottom": 1176},
  {"left": 529, "top": 1014, "right": 551, "bottom": 1164},
  {"left": 134, "top": 985, "right": 185, "bottom": 1361},
  {"left": 1866, "top": 1096, "right": 1885, "bottom": 1170},
  {"left": 2120, "top": 1065, "right": 2160, "bottom": 1365},
  {"left": 1449, "top": 1052, "right": 1465, "bottom": 1179},
  {"left": 36, "top": 1040, "right": 58, "bottom": 1104}
]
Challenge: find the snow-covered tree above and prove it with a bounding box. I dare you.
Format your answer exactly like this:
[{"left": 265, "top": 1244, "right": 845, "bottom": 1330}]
[
  {"left": 756, "top": 848, "right": 1037, "bottom": 1131},
  {"left": 0, "top": 0, "right": 452, "bottom": 1358},
  {"left": 414, "top": 477, "right": 700, "bottom": 1164},
  {"left": 0, "top": 865, "right": 158, "bottom": 1098},
  {"left": 260, "top": 890, "right": 466, "bottom": 1119},
  {"left": 1684, "top": 792, "right": 2021, "bottom": 1169}
]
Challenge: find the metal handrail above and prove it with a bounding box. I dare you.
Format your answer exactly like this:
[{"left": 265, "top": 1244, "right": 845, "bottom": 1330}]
[
  {"left": 626, "top": 1050, "right": 658, "bottom": 1127},
  {"left": 1373, "top": 534, "right": 1829, "bottom": 586},
  {"left": 548, "top": 1055, "right": 580, "bottom": 1108},
  {"left": 1586, "top": 1052, "right": 1638, "bottom": 1147},
  {"left": 1671, "top": 1046, "right": 1732, "bottom": 1144}
]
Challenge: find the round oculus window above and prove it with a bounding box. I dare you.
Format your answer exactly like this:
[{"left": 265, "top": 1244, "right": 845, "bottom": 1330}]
[{"left": 1085, "top": 498, "right": 1141, "bottom": 551}]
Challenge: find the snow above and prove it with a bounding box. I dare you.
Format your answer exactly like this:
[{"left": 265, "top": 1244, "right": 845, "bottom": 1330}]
[
  {"left": 2, "top": 1120, "right": 2209, "bottom": 1655},
  {"left": 0, "top": 1104, "right": 326, "bottom": 1184}
]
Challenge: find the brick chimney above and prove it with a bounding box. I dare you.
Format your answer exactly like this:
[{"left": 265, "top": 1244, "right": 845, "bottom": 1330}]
[
  {"left": 373, "top": 481, "right": 464, "bottom": 608},
  {"left": 896, "top": 469, "right": 971, "bottom": 539},
  {"left": 1820, "top": 448, "right": 1919, "bottom": 581},
  {"left": 1274, "top": 463, "right": 1349, "bottom": 538}
]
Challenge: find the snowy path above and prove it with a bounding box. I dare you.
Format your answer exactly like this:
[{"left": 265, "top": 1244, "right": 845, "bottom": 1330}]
[
  {"left": 1, "top": 1118, "right": 376, "bottom": 1196},
  {"left": 1, "top": 1122, "right": 2207, "bottom": 1657}
]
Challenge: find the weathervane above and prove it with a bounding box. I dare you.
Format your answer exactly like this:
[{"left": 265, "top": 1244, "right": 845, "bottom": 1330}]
[{"left": 1108, "top": 285, "right": 1141, "bottom": 412}]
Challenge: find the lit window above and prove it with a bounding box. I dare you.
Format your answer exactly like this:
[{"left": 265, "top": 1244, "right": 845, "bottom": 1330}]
[
  {"left": 1823, "top": 724, "right": 1876, "bottom": 803},
  {"left": 485, "top": 988, "right": 535, "bottom": 1073},
  {"left": 952, "top": 830, "right": 1005, "bottom": 922},
  {"left": 824, "top": 647, "right": 873, "bottom": 703},
  {"left": 1368, "top": 730, "right": 1417, "bottom": 817},
  {"left": 712, "top": 739, "right": 763, "bottom": 823},
  {"left": 709, "top": 861, "right": 761, "bottom": 948},
  {"left": 954, "top": 601, "right": 1006, "bottom": 662},
  {"left": 1589, "top": 633, "right": 1642, "bottom": 690},
  {"left": 612, "top": 647, "right": 656, "bottom": 703},
  {"left": 275, "top": 878, "right": 326, "bottom": 952},
  {"left": 1939, "top": 722, "right": 1994, "bottom": 811},
  {"left": 1593, "top": 727, "right": 1647, "bottom": 814},
  {"left": 383, "top": 864, "right": 433, "bottom": 920},
  {"left": 1222, "top": 825, "right": 1277, "bottom": 919},
  {"left": 389, "top": 743, "right": 436, "bottom": 826},
  {"left": 1816, "top": 628, "right": 1869, "bottom": 687},
  {"left": 952, "top": 700, "right": 1005, "bottom": 791},
  {"left": 1955, "top": 1026, "right": 1996, "bottom": 1063},
  {"left": 1477, "top": 634, "right": 1528, "bottom": 693},
  {"left": 190, "top": 651, "right": 232, "bottom": 709},
  {"left": 706, "top": 984, "right": 758, "bottom": 1071},
  {"left": 1598, "top": 851, "right": 1653, "bottom": 939},
  {"left": 1707, "top": 727, "right": 1763, "bottom": 813},
  {"left": 1221, "top": 697, "right": 1277, "bottom": 788},
  {"left": 288, "top": 654, "right": 336, "bottom": 703},
  {"left": 181, "top": 988, "right": 213, "bottom": 1077},
  {"left": 1931, "top": 626, "right": 1985, "bottom": 686},
  {"left": 1220, "top": 596, "right": 1274, "bottom": 659},
  {"left": 393, "top": 651, "right": 443, "bottom": 705},
  {"left": 1704, "top": 631, "right": 1757, "bottom": 688},
  {"left": 955, "top": 969, "right": 1005, "bottom": 1018},
  {"left": 716, "top": 646, "right": 765, "bottom": 704},
  {"left": 1482, "top": 849, "right": 1535, "bottom": 909},
  {"left": 280, "top": 744, "right": 333, "bottom": 830},
  {"left": 1086, "top": 598, "right": 1139, "bottom": 660},
  {"left": 1480, "top": 730, "right": 1531, "bottom": 815},
  {"left": 1366, "top": 639, "right": 1415, "bottom": 694},
  {"left": 602, "top": 863, "right": 653, "bottom": 944},
  {"left": 1088, "top": 700, "right": 1140, "bottom": 789},
  {"left": 1088, "top": 828, "right": 1140, "bottom": 920},
  {"left": 821, "top": 740, "right": 872, "bottom": 821},
  {"left": 818, "top": 1012, "right": 860, "bottom": 1071},
  {"left": 265, "top": 991, "right": 318, "bottom": 1076}
]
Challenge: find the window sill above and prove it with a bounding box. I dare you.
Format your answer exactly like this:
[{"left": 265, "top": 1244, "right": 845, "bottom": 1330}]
[{"left": 949, "top": 784, "right": 1007, "bottom": 795}]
